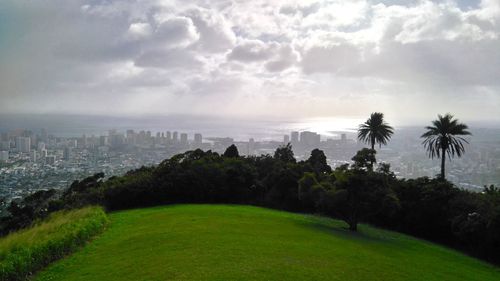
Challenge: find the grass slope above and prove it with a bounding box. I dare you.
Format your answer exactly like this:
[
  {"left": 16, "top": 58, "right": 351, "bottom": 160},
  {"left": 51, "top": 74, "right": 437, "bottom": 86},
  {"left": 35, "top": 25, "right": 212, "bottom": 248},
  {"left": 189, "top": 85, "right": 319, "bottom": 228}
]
[
  {"left": 35, "top": 205, "right": 499, "bottom": 281},
  {"left": 0, "top": 207, "right": 108, "bottom": 280}
]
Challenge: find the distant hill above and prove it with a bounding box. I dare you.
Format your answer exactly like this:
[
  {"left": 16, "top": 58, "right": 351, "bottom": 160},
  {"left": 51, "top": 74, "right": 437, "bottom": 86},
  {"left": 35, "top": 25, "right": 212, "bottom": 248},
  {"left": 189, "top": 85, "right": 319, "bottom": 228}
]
[{"left": 35, "top": 205, "right": 500, "bottom": 281}]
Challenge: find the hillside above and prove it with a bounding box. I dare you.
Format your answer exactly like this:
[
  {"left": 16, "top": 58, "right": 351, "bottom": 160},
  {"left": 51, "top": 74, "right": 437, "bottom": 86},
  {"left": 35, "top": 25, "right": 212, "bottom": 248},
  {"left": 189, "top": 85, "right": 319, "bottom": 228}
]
[
  {"left": 34, "top": 205, "right": 499, "bottom": 281},
  {"left": 0, "top": 207, "right": 108, "bottom": 280}
]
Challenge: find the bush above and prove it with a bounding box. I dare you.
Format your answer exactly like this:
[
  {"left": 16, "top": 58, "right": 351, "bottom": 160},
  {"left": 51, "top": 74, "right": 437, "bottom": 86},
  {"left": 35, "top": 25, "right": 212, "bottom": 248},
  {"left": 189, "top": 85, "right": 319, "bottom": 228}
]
[{"left": 0, "top": 207, "right": 108, "bottom": 281}]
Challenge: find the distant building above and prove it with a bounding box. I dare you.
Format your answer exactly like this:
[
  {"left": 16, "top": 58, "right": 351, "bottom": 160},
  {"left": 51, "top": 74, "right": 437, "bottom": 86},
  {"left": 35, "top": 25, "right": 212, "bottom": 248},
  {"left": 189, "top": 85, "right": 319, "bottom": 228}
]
[
  {"left": 0, "top": 141, "right": 10, "bottom": 150},
  {"left": 291, "top": 131, "right": 299, "bottom": 143},
  {"left": 166, "top": 131, "right": 172, "bottom": 143},
  {"left": 0, "top": 151, "right": 8, "bottom": 161},
  {"left": 284, "top": 135, "right": 290, "bottom": 144},
  {"left": 41, "top": 149, "right": 48, "bottom": 158},
  {"left": 300, "top": 131, "right": 320, "bottom": 147},
  {"left": 248, "top": 138, "right": 255, "bottom": 155},
  {"left": 194, "top": 133, "right": 202, "bottom": 146},
  {"left": 341, "top": 133, "right": 347, "bottom": 142},
  {"left": 63, "top": 147, "right": 71, "bottom": 161},
  {"left": 99, "top": 136, "right": 108, "bottom": 146},
  {"left": 180, "top": 133, "right": 188, "bottom": 145},
  {"left": 172, "top": 132, "right": 178, "bottom": 143},
  {"left": 109, "top": 133, "right": 125, "bottom": 148},
  {"left": 30, "top": 151, "right": 37, "bottom": 162},
  {"left": 16, "top": 137, "right": 31, "bottom": 153}
]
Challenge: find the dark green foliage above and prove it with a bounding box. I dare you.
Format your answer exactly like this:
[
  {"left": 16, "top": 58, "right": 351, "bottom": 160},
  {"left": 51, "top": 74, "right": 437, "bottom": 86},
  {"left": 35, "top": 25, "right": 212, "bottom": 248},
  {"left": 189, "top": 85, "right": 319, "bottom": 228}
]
[
  {"left": 0, "top": 190, "right": 58, "bottom": 235},
  {"left": 351, "top": 148, "right": 376, "bottom": 171},
  {"left": 306, "top": 149, "right": 332, "bottom": 175},
  {"left": 421, "top": 114, "right": 471, "bottom": 179},
  {"left": 273, "top": 143, "right": 296, "bottom": 163},
  {"left": 61, "top": 173, "right": 106, "bottom": 208},
  {"left": 390, "top": 177, "right": 458, "bottom": 241},
  {"left": 223, "top": 144, "right": 239, "bottom": 158},
  {"left": 315, "top": 161, "right": 399, "bottom": 231}
]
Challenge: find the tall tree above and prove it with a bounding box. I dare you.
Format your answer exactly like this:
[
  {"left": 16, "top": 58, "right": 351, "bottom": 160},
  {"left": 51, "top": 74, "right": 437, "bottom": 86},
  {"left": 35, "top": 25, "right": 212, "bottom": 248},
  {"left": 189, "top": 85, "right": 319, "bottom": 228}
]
[
  {"left": 223, "top": 144, "right": 239, "bottom": 158},
  {"left": 421, "top": 114, "right": 471, "bottom": 180},
  {"left": 357, "top": 112, "right": 394, "bottom": 167}
]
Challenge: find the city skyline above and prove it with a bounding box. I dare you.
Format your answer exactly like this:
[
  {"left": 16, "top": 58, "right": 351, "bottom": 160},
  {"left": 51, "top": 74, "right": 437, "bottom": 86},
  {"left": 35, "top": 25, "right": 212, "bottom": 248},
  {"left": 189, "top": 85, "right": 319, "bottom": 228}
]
[{"left": 1, "top": 124, "right": 498, "bottom": 199}]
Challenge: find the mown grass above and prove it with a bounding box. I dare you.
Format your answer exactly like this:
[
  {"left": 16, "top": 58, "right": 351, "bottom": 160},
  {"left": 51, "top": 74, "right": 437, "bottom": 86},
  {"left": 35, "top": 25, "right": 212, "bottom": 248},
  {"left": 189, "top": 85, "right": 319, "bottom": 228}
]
[
  {"left": 34, "top": 204, "right": 500, "bottom": 281},
  {"left": 0, "top": 207, "right": 108, "bottom": 281}
]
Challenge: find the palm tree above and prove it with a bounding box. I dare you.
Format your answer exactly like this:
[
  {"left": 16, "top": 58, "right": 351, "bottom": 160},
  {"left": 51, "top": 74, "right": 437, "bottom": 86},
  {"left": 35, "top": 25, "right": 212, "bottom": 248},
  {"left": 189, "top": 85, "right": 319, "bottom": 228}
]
[
  {"left": 421, "top": 114, "right": 471, "bottom": 180},
  {"left": 358, "top": 112, "right": 394, "bottom": 151}
]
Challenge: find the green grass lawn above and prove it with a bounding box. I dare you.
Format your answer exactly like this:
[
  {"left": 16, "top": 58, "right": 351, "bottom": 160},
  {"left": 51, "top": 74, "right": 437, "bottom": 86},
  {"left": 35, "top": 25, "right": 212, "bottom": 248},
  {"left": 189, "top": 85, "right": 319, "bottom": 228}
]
[{"left": 35, "top": 205, "right": 500, "bottom": 281}]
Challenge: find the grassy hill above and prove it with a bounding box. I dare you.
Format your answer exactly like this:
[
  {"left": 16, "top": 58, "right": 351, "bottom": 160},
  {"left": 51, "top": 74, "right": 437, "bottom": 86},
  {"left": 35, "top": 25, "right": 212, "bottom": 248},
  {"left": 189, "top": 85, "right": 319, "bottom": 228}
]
[
  {"left": 35, "top": 205, "right": 500, "bottom": 281},
  {"left": 0, "top": 207, "right": 108, "bottom": 280}
]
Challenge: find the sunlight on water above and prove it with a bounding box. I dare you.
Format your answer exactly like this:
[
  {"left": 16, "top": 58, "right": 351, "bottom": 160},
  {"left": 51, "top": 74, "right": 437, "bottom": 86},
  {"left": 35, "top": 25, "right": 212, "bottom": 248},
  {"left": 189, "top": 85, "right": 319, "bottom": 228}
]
[{"left": 285, "top": 117, "right": 364, "bottom": 137}]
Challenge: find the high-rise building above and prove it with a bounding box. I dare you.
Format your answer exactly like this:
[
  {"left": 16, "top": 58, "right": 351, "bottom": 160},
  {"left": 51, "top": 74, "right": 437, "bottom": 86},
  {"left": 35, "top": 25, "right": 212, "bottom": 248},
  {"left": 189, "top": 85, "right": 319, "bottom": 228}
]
[
  {"left": 63, "top": 147, "right": 71, "bottom": 161},
  {"left": 0, "top": 151, "right": 8, "bottom": 162},
  {"left": 126, "top": 130, "right": 135, "bottom": 138},
  {"left": 284, "top": 135, "right": 290, "bottom": 144},
  {"left": 172, "top": 132, "right": 178, "bottom": 143},
  {"left": 194, "top": 133, "right": 202, "bottom": 146},
  {"left": 291, "top": 131, "right": 299, "bottom": 143},
  {"left": 41, "top": 149, "right": 48, "bottom": 158},
  {"left": 30, "top": 151, "right": 37, "bottom": 162},
  {"left": 99, "top": 136, "right": 108, "bottom": 146},
  {"left": 16, "top": 137, "right": 31, "bottom": 153},
  {"left": 180, "top": 133, "right": 188, "bottom": 145},
  {"left": 300, "top": 131, "right": 321, "bottom": 147},
  {"left": 341, "top": 133, "right": 347, "bottom": 142},
  {"left": 109, "top": 132, "right": 125, "bottom": 148},
  {"left": 0, "top": 141, "right": 10, "bottom": 150},
  {"left": 166, "top": 131, "right": 172, "bottom": 143},
  {"left": 77, "top": 134, "right": 87, "bottom": 148},
  {"left": 248, "top": 138, "right": 255, "bottom": 155}
]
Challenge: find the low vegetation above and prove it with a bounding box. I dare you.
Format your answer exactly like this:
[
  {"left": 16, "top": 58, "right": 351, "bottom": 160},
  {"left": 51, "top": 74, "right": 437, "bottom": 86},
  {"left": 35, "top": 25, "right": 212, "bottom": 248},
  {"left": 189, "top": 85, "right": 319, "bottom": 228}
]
[
  {"left": 0, "top": 207, "right": 108, "bottom": 281},
  {"left": 35, "top": 205, "right": 500, "bottom": 281}
]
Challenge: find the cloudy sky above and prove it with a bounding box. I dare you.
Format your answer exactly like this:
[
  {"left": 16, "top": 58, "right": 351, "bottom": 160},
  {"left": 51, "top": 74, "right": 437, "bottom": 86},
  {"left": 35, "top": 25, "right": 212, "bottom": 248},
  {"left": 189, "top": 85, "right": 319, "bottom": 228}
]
[{"left": 0, "top": 0, "right": 499, "bottom": 125}]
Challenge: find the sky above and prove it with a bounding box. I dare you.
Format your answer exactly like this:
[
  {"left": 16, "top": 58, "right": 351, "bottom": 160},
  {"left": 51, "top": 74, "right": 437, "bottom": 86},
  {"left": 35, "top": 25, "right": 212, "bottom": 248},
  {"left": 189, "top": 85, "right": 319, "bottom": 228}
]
[{"left": 0, "top": 0, "right": 499, "bottom": 126}]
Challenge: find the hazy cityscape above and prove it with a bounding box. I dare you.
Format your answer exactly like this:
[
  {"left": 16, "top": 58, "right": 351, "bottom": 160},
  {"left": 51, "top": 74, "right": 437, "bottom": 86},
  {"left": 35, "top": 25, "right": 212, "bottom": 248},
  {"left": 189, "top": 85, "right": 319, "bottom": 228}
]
[{"left": 1, "top": 122, "right": 498, "bottom": 201}]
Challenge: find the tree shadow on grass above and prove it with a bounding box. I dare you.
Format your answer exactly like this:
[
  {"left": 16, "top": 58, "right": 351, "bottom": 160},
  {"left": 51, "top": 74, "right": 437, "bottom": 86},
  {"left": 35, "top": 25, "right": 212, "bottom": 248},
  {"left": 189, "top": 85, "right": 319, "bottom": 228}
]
[{"left": 294, "top": 216, "right": 394, "bottom": 244}]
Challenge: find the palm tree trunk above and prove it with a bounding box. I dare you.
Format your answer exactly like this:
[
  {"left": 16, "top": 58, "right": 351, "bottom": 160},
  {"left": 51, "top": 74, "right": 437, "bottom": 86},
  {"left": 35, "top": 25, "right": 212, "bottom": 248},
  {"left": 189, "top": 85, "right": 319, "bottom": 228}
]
[
  {"left": 370, "top": 140, "right": 375, "bottom": 169},
  {"left": 441, "top": 147, "right": 446, "bottom": 180}
]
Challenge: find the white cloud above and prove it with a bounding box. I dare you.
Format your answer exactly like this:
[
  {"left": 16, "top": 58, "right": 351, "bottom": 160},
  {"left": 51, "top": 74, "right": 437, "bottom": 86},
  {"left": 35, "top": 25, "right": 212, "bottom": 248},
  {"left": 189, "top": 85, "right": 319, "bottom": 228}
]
[
  {"left": 186, "top": 7, "right": 236, "bottom": 52},
  {"left": 150, "top": 16, "right": 200, "bottom": 48},
  {"left": 0, "top": 0, "right": 499, "bottom": 122}
]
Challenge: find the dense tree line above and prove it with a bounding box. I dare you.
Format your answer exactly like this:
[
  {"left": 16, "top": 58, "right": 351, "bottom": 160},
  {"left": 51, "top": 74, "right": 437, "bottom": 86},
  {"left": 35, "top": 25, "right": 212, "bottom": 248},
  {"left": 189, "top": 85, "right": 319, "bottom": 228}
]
[{"left": 1, "top": 144, "right": 499, "bottom": 264}]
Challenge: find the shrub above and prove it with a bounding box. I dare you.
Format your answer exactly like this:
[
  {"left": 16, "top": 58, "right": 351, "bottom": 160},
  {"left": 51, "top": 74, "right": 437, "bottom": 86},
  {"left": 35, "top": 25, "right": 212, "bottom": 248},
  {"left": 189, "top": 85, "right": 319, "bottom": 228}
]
[{"left": 0, "top": 207, "right": 108, "bottom": 281}]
